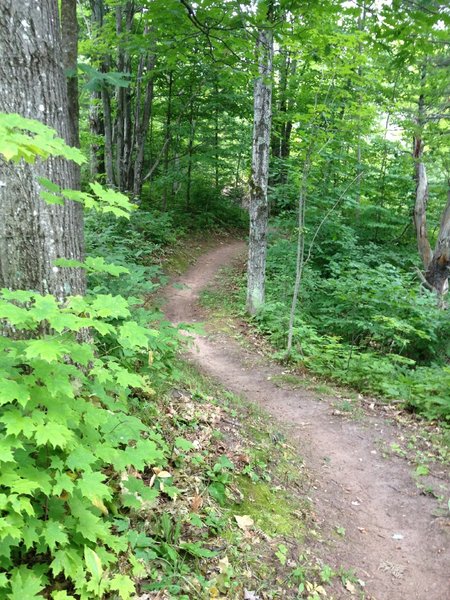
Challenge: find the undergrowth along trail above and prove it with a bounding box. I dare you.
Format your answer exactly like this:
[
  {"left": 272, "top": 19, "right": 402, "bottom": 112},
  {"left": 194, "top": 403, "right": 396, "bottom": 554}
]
[{"left": 163, "top": 239, "right": 450, "bottom": 600}]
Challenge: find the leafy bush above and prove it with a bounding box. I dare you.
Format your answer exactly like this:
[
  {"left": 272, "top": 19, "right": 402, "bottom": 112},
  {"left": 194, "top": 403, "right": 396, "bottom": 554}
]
[
  {"left": 247, "top": 223, "right": 450, "bottom": 422},
  {"left": 0, "top": 113, "right": 183, "bottom": 598},
  {"left": 0, "top": 289, "right": 177, "bottom": 598},
  {"left": 315, "top": 261, "right": 449, "bottom": 362}
]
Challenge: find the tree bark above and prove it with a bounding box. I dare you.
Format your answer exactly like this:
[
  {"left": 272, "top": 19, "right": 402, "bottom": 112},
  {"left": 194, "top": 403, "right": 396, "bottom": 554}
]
[
  {"left": 132, "top": 29, "right": 156, "bottom": 198},
  {"left": 413, "top": 65, "right": 433, "bottom": 270},
  {"left": 162, "top": 72, "right": 173, "bottom": 211},
  {"left": 61, "top": 0, "right": 80, "bottom": 149},
  {"left": 246, "top": 21, "right": 273, "bottom": 315},
  {"left": 413, "top": 137, "right": 433, "bottom": 269},
  {"left": 425, "top": 184, "right": 450, "bottom": 297},
  {"left": 0, "top": 0, "right": 85, "bottom": 299}
]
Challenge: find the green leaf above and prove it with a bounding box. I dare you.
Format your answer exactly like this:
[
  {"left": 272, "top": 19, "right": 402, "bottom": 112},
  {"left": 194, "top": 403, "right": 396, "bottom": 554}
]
[
  {"left": 84, "top": 546, "right": 103, "bottom": 582},
  {"left": 42, "top": 520, "right": 69, "bottom": 551},
  {"left": 25, "top": 338, "right": 68, "bottom": 362},
  {"left": 118, "top": 321, "right": 150, "bottom": 349},
  {"left": 51, "top": 548, "right": 83, "bottom": 580},
  {"left": 0, "top": 113, "right": 86, "bottom": 165},
  {"left": 7, "top": 566, "right": 44, "bottom": 600},
  {"left": 90, "top": 294, "right": 130, "bottom": 318},
  {"left": 34, "top": 416, "right": 74, "bottom": 449},
  {"left": 40, "top": 190, "right": 64, "bottom": 205},
  {"left": 38, "top": 177, "right": 61, "bottom": 193},
  {"left": 77, "top": 470, "right": 111, "bottom": 502},
  {"left": 175, "top": 437, "right": 194, "bottom": 451},
  {"left": 2, "top": 409, "right": 35, "bottom": 437},
  {"left": 0, "top": 438, "right": 15, "bottom": 463},
  {"left": 85, "top": 256, "right": 130, "bottom": 276},
  {"left": 179, "top": 542, "right": 217, "bottom": 558},
  {"left": 109, "top": 574, "right": 135, "bottom": 599},
  {"left": 0, "top": 380, "right": 30, "bottom": 407}
]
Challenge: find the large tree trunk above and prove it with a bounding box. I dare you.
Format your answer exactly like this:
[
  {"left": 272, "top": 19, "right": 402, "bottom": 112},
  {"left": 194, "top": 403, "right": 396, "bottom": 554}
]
[
  {"left": 61, "top": 0, "right": 80, "bottom": 149},
  {"left": 246, "top": 21, "right": 273, "bottom": 315},
  {"left": 0, "top": 0, "right": 85, "bottom": 299}
]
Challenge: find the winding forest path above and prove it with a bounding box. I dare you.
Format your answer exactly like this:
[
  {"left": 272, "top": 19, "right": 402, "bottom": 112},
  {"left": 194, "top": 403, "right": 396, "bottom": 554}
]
[{"left": 163, "top": 239, "right": 449, "bottom": 600}]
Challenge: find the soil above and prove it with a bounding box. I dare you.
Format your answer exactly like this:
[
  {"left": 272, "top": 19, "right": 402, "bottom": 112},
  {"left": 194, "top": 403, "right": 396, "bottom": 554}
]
[{"left": 163, "top": 239, "right": 450, "bottom": 600}]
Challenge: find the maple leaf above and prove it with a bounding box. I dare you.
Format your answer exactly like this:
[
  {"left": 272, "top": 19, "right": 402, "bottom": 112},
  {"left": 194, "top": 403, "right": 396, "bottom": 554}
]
[
  {"left": 25, "top": 338, "right": 69, "bottom": 362},
  {"left": 77, "top": 470, "right": 112, "bottom": 502},
  {"left": 109, "top": 574, "right": 135, "bottom": 599},
  {"left": 33, "top": 417, "right": 74, "bottom": 449},
  {"left": 7, "top": 566, "right": 44, "bottom": 600},
  {"left": 0, "top": 380, "right": 30, "bottom": 407},
  {"left": 42, "top": 520, "right": 68, "bottom": 551},
  {"left": 90, "top": 294, "right": 130, "bottom": 318}
]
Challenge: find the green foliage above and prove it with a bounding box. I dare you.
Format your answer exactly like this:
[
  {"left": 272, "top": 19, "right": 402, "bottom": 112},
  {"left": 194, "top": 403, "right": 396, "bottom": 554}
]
[
  {"left": 0, "top": 113, "right": 183, "bottom": 597},
  {"left": 84, "top": 210, "right": 181, "bottom": 296},
  {"left": 252, "top": 228, "right": 450, "bottom": 422},
  {"left": 0, "top": 113, "right": 85, "bottom": 165},
  {"left": 0, "top": 288, "right": 175, "bottom": 598}
]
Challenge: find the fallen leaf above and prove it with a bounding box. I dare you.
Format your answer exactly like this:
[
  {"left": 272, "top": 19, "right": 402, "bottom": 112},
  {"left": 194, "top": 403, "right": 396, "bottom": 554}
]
[
  {"left": 345, "top": 580, "right": 356, "bottom": 594},
  {"left": 218, "top": 556, "right": 230, "bottom": 573},
  {"left": 234, "top": 515, "right": 254, "bottom": 530},
  {"left": 244, "top": 591, "right": 260, "bottom": 600},
  {"left": 157, "top": 470, "right": 172, "bottom": 479},
  {"left": 191, "top": 494, "right": 203, "bottom": 512}
]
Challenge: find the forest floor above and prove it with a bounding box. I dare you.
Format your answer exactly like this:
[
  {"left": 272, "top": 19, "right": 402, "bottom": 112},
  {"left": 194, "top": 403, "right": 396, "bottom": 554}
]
[{"left": 162, "top": 238, "right": 449, "bottom": 600}]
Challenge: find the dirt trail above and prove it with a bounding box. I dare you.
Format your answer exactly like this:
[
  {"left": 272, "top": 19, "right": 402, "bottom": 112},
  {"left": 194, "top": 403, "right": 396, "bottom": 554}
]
[{"left": 163, "top": 240, "right": 449, "bottom": 600}]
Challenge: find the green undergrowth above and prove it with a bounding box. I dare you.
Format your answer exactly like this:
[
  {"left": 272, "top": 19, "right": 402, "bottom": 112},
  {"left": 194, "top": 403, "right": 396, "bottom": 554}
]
[{"left": 200, "top": 255, "right": 450, "bottom": 427}]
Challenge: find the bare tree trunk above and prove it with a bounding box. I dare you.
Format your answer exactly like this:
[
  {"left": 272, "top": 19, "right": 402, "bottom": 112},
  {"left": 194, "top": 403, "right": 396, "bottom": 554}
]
[
  {"left": 102, "top": 85, "right": 115, "bottom": 186},
  {"left": 89, "top": 91, "right": 104, "bottom": 178},
  {"left": 413, "top": 64, "right": 449, "bottom": 299},
  {"left": 426, "top": 184, "right": 450, "bottom": 297},
  {"left": 286, "top": 155, "right": 311, "bottom": 354},
  {"left": 162, "top": 72, "right": 173, "bottom": 211},
  {"left": 186, "top": 94, "right": 195, "bottom": 211},
  {"left": 0, "top": 0, "right": 85, "bottom": 299},
  {"left": 89, "top": 0, "right": 105, "bottom": 179},
  {"left": 132, "top": 31, "right": 156, "bottom": 198},
  {"left": 246, "top": 21, "right": 273, "bottom": 315},
  {"left": 413, "top": 137, "right": 433, "bottom": 269},
  {"left": 355, "top": 1, "right": 366, "bottom": 208},
  {"left": 413, "top": 65, "right": 433, "bottom": 270},
  {"left": 115, "top": 1, "right": 134, "bottom": 191}
]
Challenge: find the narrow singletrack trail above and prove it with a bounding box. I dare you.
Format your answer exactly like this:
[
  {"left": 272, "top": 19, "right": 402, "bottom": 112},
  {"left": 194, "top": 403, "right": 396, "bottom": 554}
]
[{"left": 163, "top": 239, "right": 449, "bottom": 600}]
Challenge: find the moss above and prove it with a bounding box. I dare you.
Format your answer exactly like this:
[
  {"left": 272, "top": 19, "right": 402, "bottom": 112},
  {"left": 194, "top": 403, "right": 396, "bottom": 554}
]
[{"left": 233, "top": 475, "right": 305, "bottom": 539}]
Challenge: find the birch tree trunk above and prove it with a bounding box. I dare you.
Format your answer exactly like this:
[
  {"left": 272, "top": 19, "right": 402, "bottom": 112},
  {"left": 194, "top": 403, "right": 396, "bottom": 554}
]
[
  {"left": 0, "top": 0, "right": 85, "bottom": 299},
  {"left": 246, "top": 22, "right": 273, "bottom": 315}
]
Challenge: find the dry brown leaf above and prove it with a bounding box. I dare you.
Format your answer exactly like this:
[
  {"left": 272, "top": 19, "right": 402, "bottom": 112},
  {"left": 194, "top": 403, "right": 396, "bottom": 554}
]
[
  {"left": 234, "top": 514, "right": 254, "bottom": 530},
  {"left": 345, "top": 580, "right": 356, "bottom": 594},
  {"left": 191, "top": 495, "right": 203, "bottom": 512},
  {"left": 157, "top": 471, "right": 172, "bottom": 479}
]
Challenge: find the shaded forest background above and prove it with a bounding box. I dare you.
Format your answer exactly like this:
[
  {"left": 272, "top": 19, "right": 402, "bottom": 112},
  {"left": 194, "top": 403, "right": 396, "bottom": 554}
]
[{"left": 81, "top": 0, "right": 449, "bottom": 420}]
